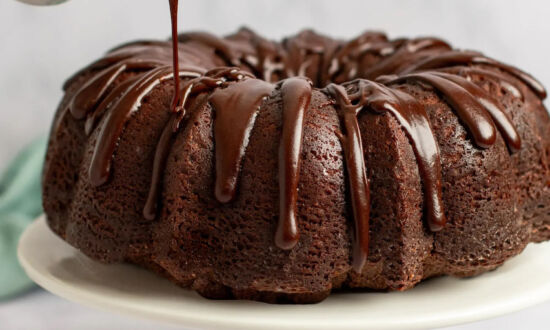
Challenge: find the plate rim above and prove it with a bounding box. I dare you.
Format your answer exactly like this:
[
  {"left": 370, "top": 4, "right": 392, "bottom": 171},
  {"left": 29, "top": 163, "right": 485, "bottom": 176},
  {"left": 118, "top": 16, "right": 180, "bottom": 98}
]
[{"left": 18, "top": 215, "right": 550, "bottom": 330}]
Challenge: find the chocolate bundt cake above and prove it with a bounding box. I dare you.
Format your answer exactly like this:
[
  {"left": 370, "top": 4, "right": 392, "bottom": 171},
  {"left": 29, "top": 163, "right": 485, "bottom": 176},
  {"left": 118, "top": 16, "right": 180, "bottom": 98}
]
[{"left": 42, "top": 27, "right": 550, "bottom": 303}]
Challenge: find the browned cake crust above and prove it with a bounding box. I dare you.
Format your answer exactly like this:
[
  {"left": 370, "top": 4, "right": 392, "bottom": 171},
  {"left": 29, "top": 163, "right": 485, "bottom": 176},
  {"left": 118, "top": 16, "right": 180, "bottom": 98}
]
[{"left": 42, "top": 28, "right": 550, "bottom": 303}]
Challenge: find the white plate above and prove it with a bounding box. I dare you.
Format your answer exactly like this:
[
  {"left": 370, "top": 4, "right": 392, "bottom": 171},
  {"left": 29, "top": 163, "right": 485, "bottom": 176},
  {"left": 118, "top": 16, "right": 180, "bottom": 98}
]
[{"left": 18, "top": 216, "right": 550, "bottom": 330}]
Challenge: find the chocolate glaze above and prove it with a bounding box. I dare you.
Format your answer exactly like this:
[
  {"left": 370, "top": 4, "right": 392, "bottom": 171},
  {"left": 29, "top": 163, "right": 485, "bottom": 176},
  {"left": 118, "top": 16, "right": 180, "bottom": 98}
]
[
  {"left": 324, "top": 79, "right": 446, "bottom": 271},
  {"left": 283, "top": 30, "right": 340, "bottom": 87},
  {"left": 211, "top": 78, "right": 275, "bottom": 203},
  {"left": 143, "top": 67, "right": 255, "bottom": 220},
  {"left": 69, "top": 64, "right": 127, "bottom": 120},
  {"left": 382, "top": 71, "right": 521, "bottom": 151},
  {"left": 328, "top": 31, "right": 389, "bottom": 83},
  {"left": 241, "top": 28, "right": 286, "bottom": 83},
  {"left": 275, "top": 77, "right": 313, "bottom": 250},
  {"left": 84, "top": 77, "right": 139, "bottom": 135},
  {"left": 324, "top": 83, "right": 371, "bottom": 272},
  {"left": 61, "top": 0, "right": 547, "bottom": 271},
  {"left": 442, "top": 67, "right": 524, "bottom": 101},
  {"left": 435, "top": 72, "right": 521, "bottom": 151},
  {"left": 89, "top": 66, "right": 184, "bottom": 186},
  {"left": 169, "top": 0, "right": 181, "bottom": 112},
  {"left": 361, "top": 38, "right": 452, "bottom": 80},
  {"left": 399, "top": 50, "right": 547, "bottom": 99}
]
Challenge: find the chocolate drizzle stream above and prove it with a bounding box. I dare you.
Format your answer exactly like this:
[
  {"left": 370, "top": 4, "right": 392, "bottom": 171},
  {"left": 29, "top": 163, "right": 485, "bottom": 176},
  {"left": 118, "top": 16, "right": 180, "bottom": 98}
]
[
  {"left": 60, "top": 0, "right": 547, "bottom": 271},
  {"left": 169, "top": 0, "right": 181, "bottom": 112}
]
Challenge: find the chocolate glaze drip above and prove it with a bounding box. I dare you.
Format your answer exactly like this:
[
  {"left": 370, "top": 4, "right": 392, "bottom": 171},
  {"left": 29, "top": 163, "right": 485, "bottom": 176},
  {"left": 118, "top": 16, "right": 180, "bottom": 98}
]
[
  {"left": 275, "top": 77, "right": 313, "bottom": 250},
  {"left": 67, "top": 62, "right": 202, "bottom": 131},
  {"left": 63, "top": 42, "right": 202, "bottom": 92},
  {"left": 399, "top": 51, "right": 547, "bottom": 99},
  {"left": 143, "top": 67, "right": 256, "bottom": 220},
  {"left": 441, "top": 67, "right": 524, "bottom": 101},
  {"left": 84, "top": 76, "right": 140, "bottom": 135},
  {"left": 324, "top": 79, "right": 446, "bottom": 271},
  {"left": 60, "top": 0, "right": 547, "bottom": 270},
  {"left": 283, "top": 30, "right": 341, "bottom": 87},
  {"left": 61, "top": 39, "right": 208, "bottom": 137},
  {"left": 69, "top": 64, "right": 128, "bottom": 120},
  {"left": 381, "top": 71, "right": 521, "bottom": 151},
  {"left": 211, "top": 78, "right": 275, "bottom": 203},
  {"left": 324, "top": 84, "right": 371, "bottom": 272},
  {"left": 434, "top": 72, "right": 521, "bottom": 151},
  {"left": 89, "top": 66, "right": 194, "bottom": 186},
  {"left": 361, "top": 38, "right": 452, "bottom": 80},
  {"left": 142, "top": 105, "right": 191, "bottom": 221},
  {"left": 328, "top": 32, "right": 389, "bottom": 83}
]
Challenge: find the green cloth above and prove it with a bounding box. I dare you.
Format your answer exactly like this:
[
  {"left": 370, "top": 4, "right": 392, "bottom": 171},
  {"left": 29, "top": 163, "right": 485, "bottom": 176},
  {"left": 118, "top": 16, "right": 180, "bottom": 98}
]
[{"left": 0, "top": 138, "right": 47, "bottom": 299}]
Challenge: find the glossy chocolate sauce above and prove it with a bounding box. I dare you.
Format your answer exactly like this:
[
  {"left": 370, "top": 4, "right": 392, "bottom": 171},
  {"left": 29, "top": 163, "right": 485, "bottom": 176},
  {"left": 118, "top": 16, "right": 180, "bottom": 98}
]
[
  {"left": 275, "top": 77, "right": 313, "bottom": 250},
  {"left": 324, "top": 80, "right": 447, "bottom": 270},
  {"left": 61, "top": 0, "right": 546, "bottom": 271},
  {"left": 169, "top": 0, "right": 181, "bottom": 112}
]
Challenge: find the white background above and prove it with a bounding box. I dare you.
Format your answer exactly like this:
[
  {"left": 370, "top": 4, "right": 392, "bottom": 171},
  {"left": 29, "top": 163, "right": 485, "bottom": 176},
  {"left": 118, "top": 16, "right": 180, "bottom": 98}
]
[{"left": 1, "top": 0, "right": 549, "bottom": 329}]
